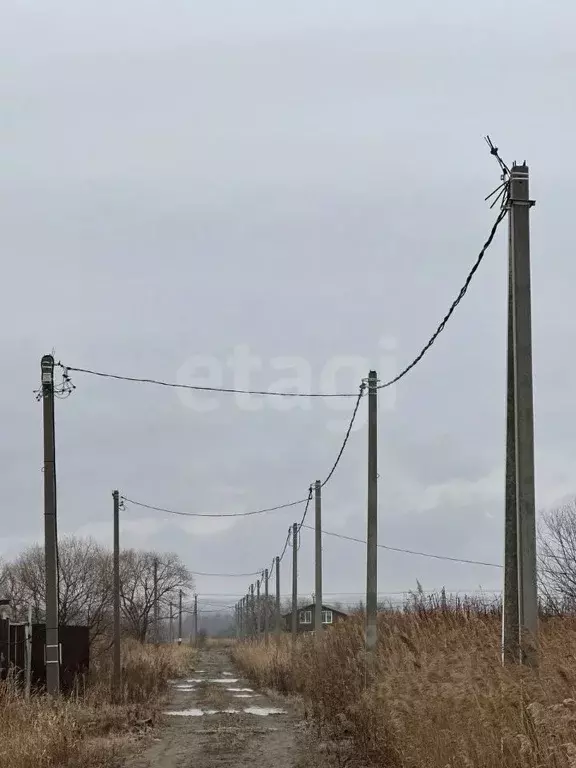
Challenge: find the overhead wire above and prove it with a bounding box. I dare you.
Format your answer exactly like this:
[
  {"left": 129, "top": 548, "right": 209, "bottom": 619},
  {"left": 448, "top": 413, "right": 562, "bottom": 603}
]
[
  {"left": 300, "top": 524, "right": 502, "bottom": 568},
  {"left": 55, "top": 204, "right": 506, "bottom": 402},
  {"left": 120, "top": 495, "right": 309, "bottom": 519},
  {"left": 51, "top": 153, "right": 510, "bottom": 605},
  {"left": 124, "top": 377, "right": 365, "bottom": 589},
  {"left": 190, "top": 569, "right": 263, "bottom": 577},
  {"left": 320, "top": 382, "right": 366, "bottom": 488},
  {"left": 54, "top": 364, "right": 359, "bottom": 398},
  {"left": 376, "top": 204, "right": 508, "bottom": 391}
]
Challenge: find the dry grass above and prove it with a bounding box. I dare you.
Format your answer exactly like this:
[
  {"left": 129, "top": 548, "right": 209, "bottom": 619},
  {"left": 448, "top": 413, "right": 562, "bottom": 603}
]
[
  {"left": 234, "top": 610, "right": 576, "bottom": 767},
  {"left": 0, "top": 641, "right": 195, "bottom": 768}
]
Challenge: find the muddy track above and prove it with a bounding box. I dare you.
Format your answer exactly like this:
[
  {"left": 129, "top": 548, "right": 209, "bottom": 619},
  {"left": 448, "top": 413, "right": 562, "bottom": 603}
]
[{"left": 126, "top": 648, "right": 303, "bottom": 768}]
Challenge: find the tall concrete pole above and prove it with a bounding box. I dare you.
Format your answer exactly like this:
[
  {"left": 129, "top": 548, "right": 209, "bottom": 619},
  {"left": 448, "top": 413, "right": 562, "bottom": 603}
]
[
  {"left": 264, "top": 568, "right": 269, "bottom": 646},
  {"left": 193, "top": 594, "right": 198, "bottom": 646},
  {"left": 153, "top": 558, "right": 159, "bottom": 644},
  {"left": 502, "top": 206, "right": 520, "bottom": 665},
  {"left": 112, "top": 490, "right": 121, "bottom": 691},
  {"left": 256, "top": 579, "right": 261, "bottom": 638},
  {"left": 41, "top": 354, "right": 60, "bottom": 696},
  {"left": 169, "top": 602, "right": 174, "bottom": 643},
  {"left": 25, "top": 605, "right": 32, "bottom": 700},
  {"left": 366, "top": 370, "right": 378, "bottom": 669},
  {"left": 250, "top": 584, "right": 255, "bottom": 638},
  {"left": 275, "top": 556, "right": 281, "bottom": 643},
  {"left": 178, "top": 589, "right": 183, "bottom": 644},
  {"left": 509, "top": 163, "right": 538, "bottom": 666},
  {"left": 314, "top": 480, "right": 323, "bottom": 636},
  {"left": 291, "top": 523, "right": 298, "bottom": 645}
]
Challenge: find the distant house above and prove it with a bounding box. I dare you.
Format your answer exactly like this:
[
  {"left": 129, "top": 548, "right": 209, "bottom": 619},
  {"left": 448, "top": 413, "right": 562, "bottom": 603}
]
[{"left": 282, "top": 604, "right": 347, "bottom": 633}]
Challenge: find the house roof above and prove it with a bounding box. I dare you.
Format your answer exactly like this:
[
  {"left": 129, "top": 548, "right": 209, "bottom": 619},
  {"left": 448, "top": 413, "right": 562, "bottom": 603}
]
[{"left": 281, "top": 603, "right": 348, "bottom": 618}]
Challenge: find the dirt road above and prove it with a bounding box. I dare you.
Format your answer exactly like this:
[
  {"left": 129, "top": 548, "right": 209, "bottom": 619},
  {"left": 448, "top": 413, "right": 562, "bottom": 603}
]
[{"left": 127, "top": 648, "right": 304, "bottom": 768}]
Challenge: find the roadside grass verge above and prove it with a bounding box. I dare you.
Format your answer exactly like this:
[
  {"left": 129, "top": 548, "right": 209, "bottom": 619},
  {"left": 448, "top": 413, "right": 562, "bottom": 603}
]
[
  {"left": 0, "top": 640, "right": 195, "bottom": 768},
  {"left": 234, "top": 611, "right": 576, "bottom": 767}
]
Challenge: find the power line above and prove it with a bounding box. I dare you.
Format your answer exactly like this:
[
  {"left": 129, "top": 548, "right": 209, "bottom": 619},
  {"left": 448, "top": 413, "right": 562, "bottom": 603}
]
[
  {"left": 180, "top": 589, "right": 502, "bottom": 598},
  {"left": 122, "top": 382, "right": 363, "bottom": 527},
  {"left": 376, "top": 206, "right": 507, "bottom": 391},
  {"left": 320, "top": 383, "right": 365, "bottom": 488},
  {"left": 190, "top": 569, "right": 263, "bottom": 577},
  {"left": 300, "top": 524, "right": 502, "bottom": 568},
  {"left": 55, "top": 363, "right": 359, "bottom": 398},
  {"left": 277, "top": 528, "right": 292, "bottom": 564},
  {"left": 121, "top": 495, "right": 308, "bottom": 519},
  {"left": 56, "top": 206, "right": 505, "bottom": 404},
  {"left": 297, "top": 488, "right": 313, "bottom": 531}
]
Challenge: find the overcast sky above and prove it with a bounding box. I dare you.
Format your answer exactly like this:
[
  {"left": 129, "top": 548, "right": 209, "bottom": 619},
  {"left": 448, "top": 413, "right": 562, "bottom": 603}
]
[{"left": 2, "top": 0, "right": 576, "bottom": 611}]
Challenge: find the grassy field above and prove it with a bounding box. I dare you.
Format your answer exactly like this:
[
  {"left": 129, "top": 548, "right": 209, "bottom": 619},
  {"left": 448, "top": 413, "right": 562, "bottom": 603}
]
[
  {"left": 0, "top": 640, "right": 195, "bottom": 768},
  {"left": 233, "top": 610, "right": 576, "bottom": 767}
]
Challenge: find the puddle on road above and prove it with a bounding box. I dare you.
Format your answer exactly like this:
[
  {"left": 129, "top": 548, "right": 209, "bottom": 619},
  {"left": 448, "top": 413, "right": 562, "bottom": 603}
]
[
  {"left": 244, "top": 707, "right": 286, "bottom": 716},
  {"left": 222, "top": 672, "right": 234, "bottom": 676},
  {"left": 174, "top": 685, "right": 196, "bottom": 691},
  {"left": 164, "top": 709, "right": 239, "bottom": 717},
  {"left": 209, "top": 678, "right": 239, "bottom": 683},
  {"left": 233, "top": 694, "right": 255, "bottom": 699},
  {"left": 227, "top": 687, "right": 253, "bottom": 692},
  {"left": 164, "top": 706, "right": 286, "bottom": 717}
]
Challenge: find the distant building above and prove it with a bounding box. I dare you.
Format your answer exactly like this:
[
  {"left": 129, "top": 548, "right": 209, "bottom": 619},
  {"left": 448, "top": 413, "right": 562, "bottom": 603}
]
[{"left": 281, "top": 603, "right": 347, "bottom": 633}]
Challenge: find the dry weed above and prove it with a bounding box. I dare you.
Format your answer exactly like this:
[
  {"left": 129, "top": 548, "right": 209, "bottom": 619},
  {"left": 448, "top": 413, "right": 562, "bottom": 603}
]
[
  {"left": 234, "top": 611, "right": 576, "bottom": 767},
  {"left": 0, "top": 641, "right": 195, "bottom": 768}
]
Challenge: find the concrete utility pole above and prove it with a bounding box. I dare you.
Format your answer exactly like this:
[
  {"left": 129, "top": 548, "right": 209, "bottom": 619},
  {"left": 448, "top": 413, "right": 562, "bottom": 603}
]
[
  {"left": 250, "top": 584, "right": 255, "bottom": 638},
  {"left": 193, "top": 594, "right": 198, "bottom": 646},
  {"left": 178, "top": 589, "right": 183, "bottom": 644},
  {"left": 41, "top": 354, "right": 60, "bottom": 696},
  {"left": 314, "top": 480, "right": 323, "bottom": 636},
  {"left": 503, "top": 206, "right": 519, "bottom": 665},
  {"left": 507, "top": 163, "right": 538, "bottom": 666},
  {"left": 264, "top": 568, "right": 269, "bottom": 646},
  {"left": 366, "top": 370, "right": 378, "bottom": 670},
  {"left": 25, "top": 606, "right": 32, "bottom": 700},
  {"left": 169, "top": 603, "right": 174, "bottom": 643},
  {"left": 153, "top": 558, "right": 159, "bottom": 644},
  {"left": 256, "top": 578, "right": 261, "bottom": 637},
  {"left": 291, "top": 522, "right": 298, "bottom": 645},
  {"left": 275, "top": 556, "right": 281, "bottom": 643},
  {"left": 112, "top": 490, "right": 121, "bottom": 692}
]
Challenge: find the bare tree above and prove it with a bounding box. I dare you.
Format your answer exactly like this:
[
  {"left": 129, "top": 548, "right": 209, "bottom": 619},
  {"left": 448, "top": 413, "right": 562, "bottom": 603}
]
[
  {"left": 1, "top": 538, "right": 193, "bottom": 645},
  {"left": 119, "top": 549, "right": 193, "bottom": 642},
  {"left": 3, "top": 537, "right": 113, "bottom": 642},
  {"left": 538, "top": 499, "right": 576, "bottom": 613}
]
